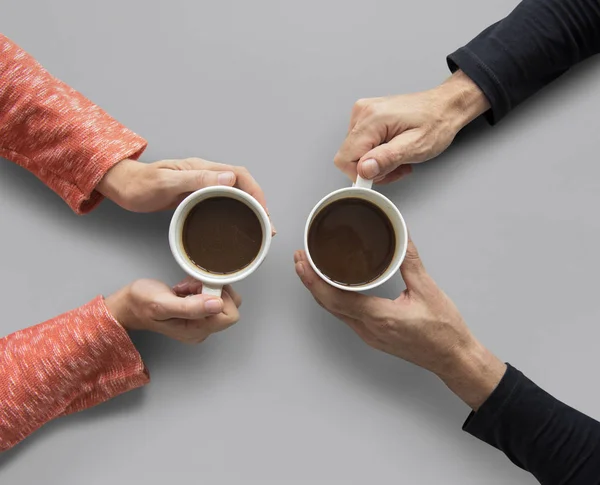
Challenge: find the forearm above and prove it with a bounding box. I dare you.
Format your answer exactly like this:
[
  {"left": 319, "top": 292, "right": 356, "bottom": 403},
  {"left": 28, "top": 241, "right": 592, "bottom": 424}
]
[
  {"left": 0, "top": 297, "right": 149, "bottom": 451},
  {"left": 437, "top": 342, "right": 600, "bottom": 483},
  {"left": 0, "top": 34, "right": 147, "bottom": 214},
  {"left": 447, "top": 0, "right": 600, "bottom": 124}
]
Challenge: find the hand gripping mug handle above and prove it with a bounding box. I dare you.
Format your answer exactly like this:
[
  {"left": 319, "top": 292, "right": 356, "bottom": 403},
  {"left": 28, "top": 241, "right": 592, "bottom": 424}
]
[
  {"left": 202, "top": 284, "right": 223, "bottom": 297},
  {"left": 353, "top": 174, "right": 373, "bottom": 190}
]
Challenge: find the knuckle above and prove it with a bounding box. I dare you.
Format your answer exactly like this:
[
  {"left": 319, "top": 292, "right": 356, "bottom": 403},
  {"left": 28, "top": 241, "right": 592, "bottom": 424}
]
[
  {"left": 354, "top": 98, "right": 369, "bottom": 109},
  {"left": 236, "top": 166, "right": 250, "bottom": 176},
  {"left": 366, "top": 100, "right": 383, "bottom": 116},
  {"left": 177, "top": 301, "right": 192, "bottom": 319},
  {"left": 333, "top": 153, "right": 344, "bottom": 168},
  {"left": 148, "top": 301, "right": 165, "bottom": 319},
  {"left": 198, "top": 170, "right": 214, "bottom": 187},
  {"left": 405, "top": 248, "right": 421, "bottom": 263},
  {"left": 179, "top": 159, "right": 195, "bottom": 170},
  {"left": 362, "top": 104, "right": 377, "bottom": 117},
  {"left": 349, "top": 125, "right": 363, "bottom": 137}
]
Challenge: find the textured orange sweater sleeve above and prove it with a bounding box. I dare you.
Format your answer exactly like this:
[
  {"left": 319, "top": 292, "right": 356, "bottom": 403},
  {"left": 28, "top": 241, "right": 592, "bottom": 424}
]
[
  {"left": 0, "top": 34, "right": 147, "bottom": 214},
  {"left": 0, "top": 34, "right": 150, "bottom": 451},
  {"left": 0, "top": 298, "right": 149, "bottom": 451}
]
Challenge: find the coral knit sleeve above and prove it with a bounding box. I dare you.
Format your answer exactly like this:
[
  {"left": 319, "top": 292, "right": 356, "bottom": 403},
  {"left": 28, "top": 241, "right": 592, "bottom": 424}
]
[
  {"left": 0, "top": 297, "right": 150, "bottom": 452},
  {"left": 0, "top": 34, "right": 150, "bottom": 452},
  {"left": 0, "top": 34, "right": 147, "bottom": 214}
]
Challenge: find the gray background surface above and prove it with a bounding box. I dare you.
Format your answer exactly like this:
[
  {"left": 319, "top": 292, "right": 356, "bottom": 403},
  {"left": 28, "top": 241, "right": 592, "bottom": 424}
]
[{"left": 1, "top": 1, "right": 599, "bottom": 483}]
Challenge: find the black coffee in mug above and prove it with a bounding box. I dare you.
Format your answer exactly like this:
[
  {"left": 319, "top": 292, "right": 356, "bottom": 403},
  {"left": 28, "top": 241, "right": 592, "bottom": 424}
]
[
  {"left": 182, "top": 197, "right": 263, "bottom": 274},
  {"left": 308, "top": 197, "right": 395, "bottom": 286}
]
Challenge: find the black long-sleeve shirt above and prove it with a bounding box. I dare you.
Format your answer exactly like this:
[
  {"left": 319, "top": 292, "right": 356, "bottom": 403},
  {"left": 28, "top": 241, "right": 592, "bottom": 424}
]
[
  {"left": 447, "top": 0, "right": 600, "bottom": 124},
  {"left": 445, "top": 0, "right": 600, "bottom": 483},
  {"left": 464, "top": 365, "right": 600, "bottom": 484}
]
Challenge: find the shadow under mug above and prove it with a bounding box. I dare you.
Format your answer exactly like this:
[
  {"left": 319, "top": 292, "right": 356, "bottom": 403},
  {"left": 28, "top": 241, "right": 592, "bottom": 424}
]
[
  {"left": 304, "top": 175, "right": 408, "bottom": 292},
  {"left": 169, "top": 186, "right": 272, "bottom": 297}
]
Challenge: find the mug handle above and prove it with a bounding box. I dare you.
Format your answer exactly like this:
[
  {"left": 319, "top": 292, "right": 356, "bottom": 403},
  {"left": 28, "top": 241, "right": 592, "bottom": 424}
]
[
  {"left": 353, "top": 174, "right": 373, "bottom": 190},
  {"left": 202, "top": 284, "right": 223, "bottom": 297}
]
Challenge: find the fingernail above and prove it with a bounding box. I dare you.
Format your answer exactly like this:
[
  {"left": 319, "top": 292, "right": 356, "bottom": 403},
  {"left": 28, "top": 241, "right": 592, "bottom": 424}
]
[
  {"left": 293, "top": 251, "right": 300, "bottom": 264},
  {"left": 217, "top": 172, "right": 235, "bottom": 185},
  {"left": 361, "top": 159, "right": 380, "bottom": 179},
  {"left": 173, "top": 284, "right": 187, "bottom": 293},
  {"left": 295, "top": 262, "right": 305, "bottom": 277},
  {"left": 205, "top": 299, "right": 223, "bottom": 314}
]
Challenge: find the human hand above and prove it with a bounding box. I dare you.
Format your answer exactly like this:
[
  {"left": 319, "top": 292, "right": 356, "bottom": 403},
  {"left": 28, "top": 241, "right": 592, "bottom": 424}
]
[
  {"left": 294, "top": 241, "right": 505, "bottom": 410},
  {"left": 105, "top": 277, "right": 241, "bottom": 344},
  {"left": 334, "top": 70, "right": 490, "bottom": 185},
  {"left": 97, "top": 157, "right": 273, "bottom": 225}
]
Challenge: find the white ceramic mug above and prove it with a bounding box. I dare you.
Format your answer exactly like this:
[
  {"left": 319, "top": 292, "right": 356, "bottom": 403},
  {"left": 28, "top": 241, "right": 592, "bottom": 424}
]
[
  {"left": 169, "top": 186, "right": 272, "bottom": 297},
  {"left": 304, "top": 175, "right": 408, "bottom": 292}
]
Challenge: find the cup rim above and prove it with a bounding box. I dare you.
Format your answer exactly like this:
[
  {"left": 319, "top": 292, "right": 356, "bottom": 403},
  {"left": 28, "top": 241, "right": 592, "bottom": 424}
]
[
  {"left": 169, "top": 186, "right": 272, "bottom": 286},
  {"left": 303, "top": 186, "right": 408, "bottom": 292}
]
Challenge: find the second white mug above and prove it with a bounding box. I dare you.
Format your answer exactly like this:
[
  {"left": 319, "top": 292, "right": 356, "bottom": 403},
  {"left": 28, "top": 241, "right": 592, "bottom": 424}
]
[{"left": 304, "top": 175, "right": 408, "bottom": 292}]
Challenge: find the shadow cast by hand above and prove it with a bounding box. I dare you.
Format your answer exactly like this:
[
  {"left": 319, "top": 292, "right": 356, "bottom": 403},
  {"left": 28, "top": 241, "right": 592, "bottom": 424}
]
[
  {"left": 0, "top": 158, "right": 172, "bottom": 248},
  {"left": 0, "top": 384, "right": 146, "bottom": 468}
]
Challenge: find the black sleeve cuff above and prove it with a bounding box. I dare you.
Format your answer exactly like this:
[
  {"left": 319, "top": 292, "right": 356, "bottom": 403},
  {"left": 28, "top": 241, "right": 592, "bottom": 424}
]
[
  {"left": 447, "top": 47, "right": 510, "bottom": 126},
  {"left": 462, "top": 363, "right": 521, "bottom": 439}
]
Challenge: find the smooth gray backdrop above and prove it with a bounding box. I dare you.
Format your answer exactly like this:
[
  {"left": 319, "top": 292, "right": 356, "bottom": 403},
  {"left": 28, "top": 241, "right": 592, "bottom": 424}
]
[{"left": 1, "top": 1, "right": 599, "bottom": 483}]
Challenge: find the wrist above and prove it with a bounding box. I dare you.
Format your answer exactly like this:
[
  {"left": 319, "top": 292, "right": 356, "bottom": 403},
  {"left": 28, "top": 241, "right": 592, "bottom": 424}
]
[
  {"left": 437, "top": 338, "right": 506, "bottom": 411},
  {"left": 97, "top": 158, "right": 139, "bottom": 207},
  {"left": 434, "top": 70, "right": 490, "bottom": 132},
  {"left": 105, "top": 285, "right": 138, "bottom": 331}
]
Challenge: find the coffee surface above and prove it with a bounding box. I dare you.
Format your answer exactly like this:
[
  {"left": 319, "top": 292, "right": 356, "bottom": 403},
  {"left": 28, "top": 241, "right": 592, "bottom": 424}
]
[
  {"left": 183, "top": 197, "right": 262, "bottom": 274},
  {"left": 308, "top": 197, "right": 395, "bottom": 286}
]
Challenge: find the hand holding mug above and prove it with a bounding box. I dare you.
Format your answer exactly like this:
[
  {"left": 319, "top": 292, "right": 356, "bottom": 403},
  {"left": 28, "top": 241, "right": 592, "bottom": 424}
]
[
  {"left": 98, "top": 157, "right": 271, "bottom": 219},
  {"left": 294, "top": 240, "right": 506, "bottom": 411},
  {"left": 334, "top": 70, "right": 490, "bottom": 185},
  {"left": 105, "top": 277, "right": 241, "bottom": 344}
]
